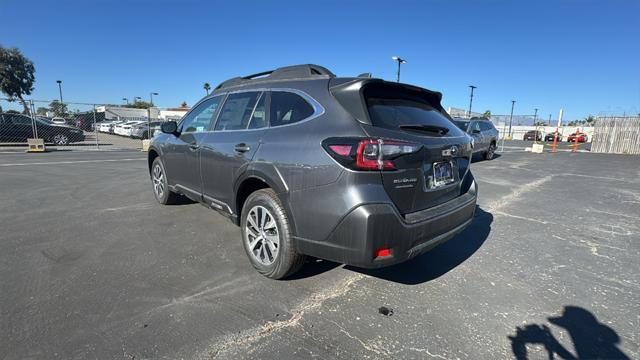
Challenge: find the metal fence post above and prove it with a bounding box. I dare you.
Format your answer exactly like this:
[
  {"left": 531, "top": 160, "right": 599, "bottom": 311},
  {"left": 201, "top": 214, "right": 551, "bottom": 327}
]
[
  {"left": 93, "top": 104, "right": 99, "bottom": 149},
  {"left": 29, "top": 99, "right": 38, "bottom": 139}
]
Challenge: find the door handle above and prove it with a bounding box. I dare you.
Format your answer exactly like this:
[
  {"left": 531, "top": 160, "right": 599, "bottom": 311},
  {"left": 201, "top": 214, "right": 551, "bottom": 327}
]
[
  {"left": 188, "top": 142, "right": 199, "bottom": 151},
  {"left": 234, "top": 143, "right": 250, "bottom": 153}
]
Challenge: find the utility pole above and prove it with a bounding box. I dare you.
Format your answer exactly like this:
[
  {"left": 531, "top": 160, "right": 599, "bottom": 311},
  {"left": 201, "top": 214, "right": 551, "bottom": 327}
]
[
  {"left": 508, "top": 100, "right": 516, "bottom": 138},
  {"left": 468, "top": 85, "right": 477, "bottom": 118},
  {"left": 533, "top": 108, "right": 538, "bottom": 124}
]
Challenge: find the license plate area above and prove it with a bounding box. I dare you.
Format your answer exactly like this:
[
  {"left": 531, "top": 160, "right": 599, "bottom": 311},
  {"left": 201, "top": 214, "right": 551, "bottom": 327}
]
[{"left": 432, "top": 161, "right": 455, "bottom": 188}]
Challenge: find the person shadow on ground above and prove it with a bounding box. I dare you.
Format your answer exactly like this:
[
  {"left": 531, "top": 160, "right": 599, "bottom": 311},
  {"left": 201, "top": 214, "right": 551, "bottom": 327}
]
[{"left": 508, "top": 306, "right": 630, "bottom": 359}]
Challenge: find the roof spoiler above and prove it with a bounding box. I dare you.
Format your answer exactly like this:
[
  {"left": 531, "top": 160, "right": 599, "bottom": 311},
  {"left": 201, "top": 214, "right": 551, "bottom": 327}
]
[{"left": 329, "top": 78, "right": 446, "bottom": 125}]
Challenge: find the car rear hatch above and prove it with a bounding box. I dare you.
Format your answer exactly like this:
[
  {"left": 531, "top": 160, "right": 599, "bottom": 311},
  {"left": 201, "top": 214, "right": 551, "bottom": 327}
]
[{"left": 329, "top": 79, "right": 474, "bottom": 215}]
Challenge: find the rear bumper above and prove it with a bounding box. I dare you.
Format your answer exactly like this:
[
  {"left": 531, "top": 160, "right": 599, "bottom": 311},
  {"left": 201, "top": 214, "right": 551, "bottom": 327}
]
[{"left": 296, "top": 179, "right": 478, "bottom": 268}]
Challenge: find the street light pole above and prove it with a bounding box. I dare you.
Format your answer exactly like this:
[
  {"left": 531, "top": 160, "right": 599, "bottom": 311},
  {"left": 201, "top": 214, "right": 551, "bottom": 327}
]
[
  {"left": 149, "top": 92, "right": 158, "bottom": 107},
  {"left": 56, "top": 80, "right": 63, "bottom": 104},
  {"left": 468, "top": 85, "right": 477, "bottom": 118},
  {"left": 508, "top": 100, "right": 516, "bottom": 138},
  {"left": 392, "top": 56, "right": 406, "bottom": 82},
  {"left": 134, "top": 96, "right": 141, "bottom": 104},
  {"left": 533, "top": 108, "right": 538, "bottom": 124},
  {"left": 122, "top": 98, "right": 129, "bottom": 105}
]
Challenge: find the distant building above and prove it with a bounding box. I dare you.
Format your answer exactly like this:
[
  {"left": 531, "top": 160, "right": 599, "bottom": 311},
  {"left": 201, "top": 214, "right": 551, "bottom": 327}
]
[
  {"left": 447, "top": 107, "right": 482, "bottom": 119},
  {"left": 95, "top": 106, "right": 159, "bottom": 121},
  {"left": 159, "top": 107, "right": 190, "bottom": 121}
]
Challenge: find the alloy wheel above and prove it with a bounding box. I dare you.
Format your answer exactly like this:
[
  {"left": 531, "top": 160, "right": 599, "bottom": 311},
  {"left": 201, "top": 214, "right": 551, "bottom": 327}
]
[
  {"left": 152, "top": 164, "right": 165, "bottom": 199},
  {"left": 53, "top": 134, "right": 69, "bottom": 145},
  {"left": 245, "top": 205, "right": 280, "bottom": 265}
]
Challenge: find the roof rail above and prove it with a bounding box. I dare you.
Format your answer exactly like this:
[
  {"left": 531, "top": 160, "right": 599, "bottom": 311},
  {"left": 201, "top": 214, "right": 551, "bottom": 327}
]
[{"left": 215, "top": 64, "right": 335, "bottom": 90}]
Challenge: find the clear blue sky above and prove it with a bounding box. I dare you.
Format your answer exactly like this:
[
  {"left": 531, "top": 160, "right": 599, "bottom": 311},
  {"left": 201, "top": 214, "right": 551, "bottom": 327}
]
[{"left": 1, "top": 0, "right": 638, "bottom": 120}]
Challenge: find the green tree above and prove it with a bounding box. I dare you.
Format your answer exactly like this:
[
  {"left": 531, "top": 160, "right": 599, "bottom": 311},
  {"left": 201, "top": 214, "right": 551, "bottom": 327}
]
[
  {"left": 203, "top": 82, "right": 211, "bottom": 95},
  {"left": 6, "top": 109, "right": 20, "bottom": 114},
  {"left": 584, "top": 115, "right": 596, "bottom": 126},
  {"left": 124, "top": 101, "right": 152, "bottom": 109},
  {"left": 0, "top": 45, "right": 35, "bottom": 114},
  {"left": 36, "top": 107, "right": 48, "bottom": 115},
  {"left": 180, "top": 101, "right": 188, "bottom": 108},
  {"left": 482, "top": 110, "right": 492, "bottom": 118},
  {"left": 49, "top": 100, "right": 68, "bottom": 117}
]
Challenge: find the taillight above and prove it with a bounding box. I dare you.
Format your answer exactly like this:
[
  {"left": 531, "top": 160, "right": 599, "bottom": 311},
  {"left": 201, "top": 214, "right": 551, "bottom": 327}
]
[{"left": 322, "top": 137, "right": 422, "bottom": 171}]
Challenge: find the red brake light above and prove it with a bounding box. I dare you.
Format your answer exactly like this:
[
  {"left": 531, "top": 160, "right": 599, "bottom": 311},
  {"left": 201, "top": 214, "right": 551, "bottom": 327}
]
[
  {"left": 323, "top": 137, "right": 421, "bottom": 171},
  {"left": 375, "top": 248, "right": 392, "bottom": 258}
]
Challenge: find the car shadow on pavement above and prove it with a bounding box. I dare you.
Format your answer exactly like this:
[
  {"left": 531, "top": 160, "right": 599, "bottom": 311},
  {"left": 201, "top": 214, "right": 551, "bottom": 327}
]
[
  {"left": 346, "top": 206, "right": 493, "bottom": 285},
  {"left": 471, "top": 153, "right": 502, "bottom": 163},
  {"left": 508, "top": 306, "right": 630, "bottom": 360}
]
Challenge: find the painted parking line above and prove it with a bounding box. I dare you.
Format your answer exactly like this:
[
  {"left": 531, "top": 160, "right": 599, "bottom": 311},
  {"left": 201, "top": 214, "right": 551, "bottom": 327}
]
[{"left": 0, "top": 158, "right": 146, "bottom": 167}]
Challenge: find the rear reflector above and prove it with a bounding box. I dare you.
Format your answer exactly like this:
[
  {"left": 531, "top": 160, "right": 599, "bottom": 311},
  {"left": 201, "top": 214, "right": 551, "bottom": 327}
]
[
  {"left": 328, "top": 145, "right": 352, "bottom": 156},
  {"left": 375, "top": 248, "right": 392, "bottom": 258}
]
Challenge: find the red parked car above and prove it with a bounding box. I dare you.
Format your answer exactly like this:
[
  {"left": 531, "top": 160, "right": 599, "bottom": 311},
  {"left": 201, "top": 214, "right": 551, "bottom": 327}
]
[{"left": 567, "top": 132, "right": 588, "bottom": 143}]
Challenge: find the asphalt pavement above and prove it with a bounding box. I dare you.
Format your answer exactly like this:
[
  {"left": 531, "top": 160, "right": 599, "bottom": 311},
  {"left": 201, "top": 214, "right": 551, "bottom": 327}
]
[{"left": 0, "top": 149, "right": 637, "bottom": 359}]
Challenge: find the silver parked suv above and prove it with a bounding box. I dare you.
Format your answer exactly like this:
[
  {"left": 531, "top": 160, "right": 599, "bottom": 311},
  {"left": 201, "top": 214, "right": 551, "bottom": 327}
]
[{"left": 148, "top": 64, "right": 478, "bottom": 279}]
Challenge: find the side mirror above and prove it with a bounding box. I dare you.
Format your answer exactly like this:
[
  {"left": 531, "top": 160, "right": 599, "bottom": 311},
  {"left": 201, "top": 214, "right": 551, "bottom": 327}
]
[{"left": 160, "top": 121, "right": 178, "bottom": 135}]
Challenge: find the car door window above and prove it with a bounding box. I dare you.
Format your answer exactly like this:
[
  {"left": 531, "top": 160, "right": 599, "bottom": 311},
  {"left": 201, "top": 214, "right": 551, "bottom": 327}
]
[
  {"left": 479, "top": 122, "right": 492, "bottom": 131},
  {"left": 214, "top": 92, "right": 262, "bottom": 131},
  {"left": 247, "top": 93, "right": 267, "bottom": 129},
  {"left": 180, "top": 96, "right": 222, "bottom": 133},
  {"left": 471, "top": 121, "right": 481, "bottom": 133},
  {"left": 269, "top": 91, "right": 314, "bottom": 127}
]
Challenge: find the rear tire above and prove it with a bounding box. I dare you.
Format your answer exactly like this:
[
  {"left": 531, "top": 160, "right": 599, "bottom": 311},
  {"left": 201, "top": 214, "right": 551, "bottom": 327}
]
[
  {"left": 241, "top": 189, "right": 305, "bottom": 279},
  {"left": 151, "top": 157, "right": 179, "bottom": 205}
]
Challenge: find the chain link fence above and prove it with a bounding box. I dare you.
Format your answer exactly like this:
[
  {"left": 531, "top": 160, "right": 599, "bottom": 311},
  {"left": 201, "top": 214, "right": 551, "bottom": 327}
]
[{"left": 0, "top": 98, "right": 188, "bottom": 150}]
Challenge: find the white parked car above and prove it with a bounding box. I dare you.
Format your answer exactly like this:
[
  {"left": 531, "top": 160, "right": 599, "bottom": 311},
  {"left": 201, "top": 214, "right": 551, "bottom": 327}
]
[
  {"left": 120, "top": 121, "right": 146, "bottom": 137},
  {"left": 98, "top": 121, "right": 118, "bottom": 133}
]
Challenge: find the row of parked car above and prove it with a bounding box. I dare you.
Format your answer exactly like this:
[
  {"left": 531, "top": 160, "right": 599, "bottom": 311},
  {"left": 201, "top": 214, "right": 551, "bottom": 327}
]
[
  {"left": 0, "top": 113, "right": 86, "bottom": 145},
  {"left": 97, "top": 120, "right": 164, "bottom": 139},
  {"left": 523, "top": 130, "right": 589, "bottom": 143}
]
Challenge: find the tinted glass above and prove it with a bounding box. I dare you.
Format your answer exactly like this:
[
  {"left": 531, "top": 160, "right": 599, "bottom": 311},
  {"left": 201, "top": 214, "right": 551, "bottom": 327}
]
[
  {"left": 470, "top": 121, "right": 481, "bottom": 132},
  {"left": 479, "top": 121, "right": 494, "bottom": 131},
  {"left": 12, "top": 115, "right": 32, "bottom": 125},
  {"left": 269, "top": 91, "right": 314, "bottom": 127},
  {"left": 453, "top": 120, "right": 469, "bottom": 131},
  {"left": 180, "top": 96, "right": 222, "bottom": 133},
  {"left": 215, "top": 92, "right": 261, "bottom": 131},
  {"left": 365, "top": 86, "right": 464, "bottom": 137},
  {"left": 247, "top": 94, "right": 267, "bottom": 129}
]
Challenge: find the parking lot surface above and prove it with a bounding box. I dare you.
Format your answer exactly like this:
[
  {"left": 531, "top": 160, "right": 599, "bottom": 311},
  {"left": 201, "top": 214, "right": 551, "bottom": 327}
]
[{"left": 0, "top": 150, "right": 638, "bottom": 359}]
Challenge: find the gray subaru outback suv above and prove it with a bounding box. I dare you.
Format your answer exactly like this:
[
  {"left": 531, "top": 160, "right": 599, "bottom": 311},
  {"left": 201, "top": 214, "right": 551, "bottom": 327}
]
[{"left": 148, "top": 64, "right": 478, "bottom": 279}]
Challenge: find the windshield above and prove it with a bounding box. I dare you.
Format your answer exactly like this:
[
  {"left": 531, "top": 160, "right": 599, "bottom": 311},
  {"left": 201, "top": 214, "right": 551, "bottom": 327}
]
[{"left": 453, "top": 120, "right": 470, "bottom": 131}]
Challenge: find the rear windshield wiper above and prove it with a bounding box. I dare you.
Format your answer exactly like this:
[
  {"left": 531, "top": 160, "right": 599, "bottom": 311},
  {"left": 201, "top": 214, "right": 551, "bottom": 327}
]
[{"left": 399, "top": 124, "right": 449, "bottom": 135}]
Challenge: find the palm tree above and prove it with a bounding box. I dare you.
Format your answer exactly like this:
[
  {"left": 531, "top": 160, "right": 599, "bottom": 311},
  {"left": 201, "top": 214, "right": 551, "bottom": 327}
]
[{"left": 203, "top": 82, "right": 211, "bottom": 95}]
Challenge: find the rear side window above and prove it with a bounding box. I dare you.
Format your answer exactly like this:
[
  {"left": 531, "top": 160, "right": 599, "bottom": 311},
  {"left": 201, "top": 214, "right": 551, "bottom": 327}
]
[
  {"left": 269, "top": 91, "right": 314, "bottom": 127},
  {"left": 480, "top": 121, "right": 494, "bottom": 131},
  {"left": 364, "top": 84, "right": 464, "bottom": 137},
  {"left": 215, "top": 92, "right": 261, "bottom": 131}
]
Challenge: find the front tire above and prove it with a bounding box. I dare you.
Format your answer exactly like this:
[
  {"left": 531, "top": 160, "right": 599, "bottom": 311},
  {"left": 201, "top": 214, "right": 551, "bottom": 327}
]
[
  {"left": 151, "top": 158, "right": 178, "bottom": 205},
  {"left": 241, "top": 189, "right": 304, "bottom": 279}
]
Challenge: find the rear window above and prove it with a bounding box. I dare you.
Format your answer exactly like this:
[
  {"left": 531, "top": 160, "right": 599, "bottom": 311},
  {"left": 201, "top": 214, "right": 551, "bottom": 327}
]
[{"left": 364, "top": 85, "right": 464, "bottom": 137}]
